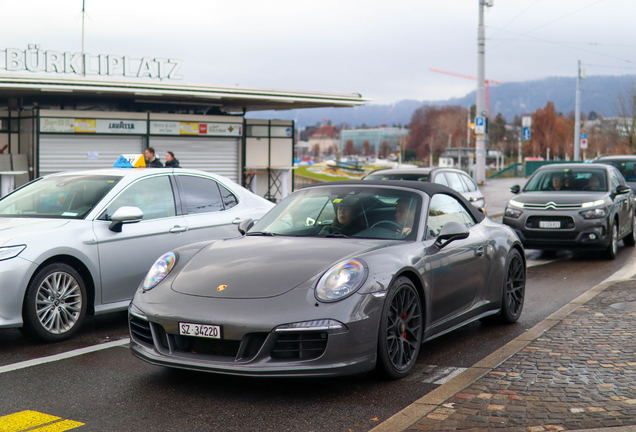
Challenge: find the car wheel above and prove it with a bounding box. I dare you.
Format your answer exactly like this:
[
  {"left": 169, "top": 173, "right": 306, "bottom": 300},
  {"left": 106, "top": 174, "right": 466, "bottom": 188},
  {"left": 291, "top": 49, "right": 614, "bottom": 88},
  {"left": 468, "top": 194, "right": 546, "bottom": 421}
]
[
  {"left": 624, "top": 214, "right": 636, "bottom": 247},
  {"left": 23, "top": 263, "right": 87, "bottom": 342},
  {"left": 605, "top": 220, "right": 618, "bottom": 260},
  {"left": 499, "top": 249, "right": 525, "bottom": 323},
  {"left": 376, "top": 276, "right": 422, "bottom": 379}
]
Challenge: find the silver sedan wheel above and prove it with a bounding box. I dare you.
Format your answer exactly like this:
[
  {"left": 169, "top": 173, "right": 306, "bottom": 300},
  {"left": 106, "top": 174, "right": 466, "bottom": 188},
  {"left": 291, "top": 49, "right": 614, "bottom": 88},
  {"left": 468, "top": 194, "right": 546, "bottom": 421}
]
[
  {"left": 36, "top": 271, "right": 83, "bottom": 334},
  {"left": 23, "top": 263, "right": 87, "bottom": 341}
]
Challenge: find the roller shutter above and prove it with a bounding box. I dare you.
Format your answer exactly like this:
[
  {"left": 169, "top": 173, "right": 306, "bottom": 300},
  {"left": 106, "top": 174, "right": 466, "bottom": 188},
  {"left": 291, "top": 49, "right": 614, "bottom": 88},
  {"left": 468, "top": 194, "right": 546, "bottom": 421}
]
[
  {"left": 150, "top": 137, "right": 240, "bottom": 182},
  {"left": 39, "top": 135, "right": 144, "bottom": 176}
]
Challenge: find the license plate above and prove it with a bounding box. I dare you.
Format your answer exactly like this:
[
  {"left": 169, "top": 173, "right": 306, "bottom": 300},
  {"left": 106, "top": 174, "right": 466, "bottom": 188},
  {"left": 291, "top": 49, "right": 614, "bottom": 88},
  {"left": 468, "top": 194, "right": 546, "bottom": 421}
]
[
  {"left": 539, "top": 221, "right": 561, "bottom": 229},
  {"left": 179, "top": 322, "right": 221, "bottom": 339}
]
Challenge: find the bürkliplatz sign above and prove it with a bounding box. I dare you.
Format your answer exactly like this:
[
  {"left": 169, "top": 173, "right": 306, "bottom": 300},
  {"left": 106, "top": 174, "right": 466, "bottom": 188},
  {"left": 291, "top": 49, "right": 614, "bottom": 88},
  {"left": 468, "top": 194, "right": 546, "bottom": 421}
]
[{"left": 0, "top": 44, "right": 183, "bottom": 80}]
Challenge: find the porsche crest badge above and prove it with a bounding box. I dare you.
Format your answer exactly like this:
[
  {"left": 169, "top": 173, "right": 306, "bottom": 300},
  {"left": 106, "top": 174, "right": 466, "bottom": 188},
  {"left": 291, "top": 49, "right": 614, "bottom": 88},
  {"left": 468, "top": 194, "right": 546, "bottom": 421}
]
[{"left": 217, "top": 285, "right": 227, "bottom": 292}]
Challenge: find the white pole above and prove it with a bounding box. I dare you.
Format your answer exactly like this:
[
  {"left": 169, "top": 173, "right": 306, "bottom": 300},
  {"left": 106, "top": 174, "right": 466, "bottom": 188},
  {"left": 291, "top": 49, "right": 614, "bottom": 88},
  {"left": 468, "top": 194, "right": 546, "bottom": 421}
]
[
  {"left": 81, "top": 0, "right": 85, "bottom": 76},
  {"left": 475, "top": 0, "right": 489, "bottom": 183},
  {"left": 574, "top": 60, "right": 582, "bottom": 161}
]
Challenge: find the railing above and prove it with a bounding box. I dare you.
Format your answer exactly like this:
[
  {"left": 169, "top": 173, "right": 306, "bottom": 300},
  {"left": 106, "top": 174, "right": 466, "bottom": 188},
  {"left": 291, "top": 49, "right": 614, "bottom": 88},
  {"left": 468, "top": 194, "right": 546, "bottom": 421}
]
[
  {"left": 487, "top": 163, "right": 524, "bottom": 179},
  {"left": 294, "top": 174, "right": 323, "bottom": 190}
]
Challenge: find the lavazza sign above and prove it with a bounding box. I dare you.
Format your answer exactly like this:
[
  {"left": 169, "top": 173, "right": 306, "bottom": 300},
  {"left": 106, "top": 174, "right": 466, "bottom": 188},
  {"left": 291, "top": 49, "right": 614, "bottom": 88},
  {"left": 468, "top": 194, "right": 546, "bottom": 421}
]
[{"left": 1, "top": 44, "right": 183, "bottom": 80}]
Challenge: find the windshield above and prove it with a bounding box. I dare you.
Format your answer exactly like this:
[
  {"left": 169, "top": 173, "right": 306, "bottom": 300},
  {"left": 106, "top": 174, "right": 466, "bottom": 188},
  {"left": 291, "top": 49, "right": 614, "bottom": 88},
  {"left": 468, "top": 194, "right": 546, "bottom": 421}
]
[
  {"left": 0, "top": 175, "right": 121, "bottom": 219},
  {"left": 524, "top": 168, "right": 607, "bottom": 192},
  {"left": 601, "top": 160, "right": 636, "bottom": 181},
  {"left": 251, "top": 186, "right": 422, "bottom": 240},
  {"left": 364, "top": 172, "right": 430, "bottom": 182}
]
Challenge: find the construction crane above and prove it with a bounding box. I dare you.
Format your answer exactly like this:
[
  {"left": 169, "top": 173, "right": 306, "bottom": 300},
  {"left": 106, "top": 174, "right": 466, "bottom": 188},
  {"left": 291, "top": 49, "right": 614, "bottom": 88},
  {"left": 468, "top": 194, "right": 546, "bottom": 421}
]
[{"left": 430, "top": 68, "right": 502, "bottom": 114}]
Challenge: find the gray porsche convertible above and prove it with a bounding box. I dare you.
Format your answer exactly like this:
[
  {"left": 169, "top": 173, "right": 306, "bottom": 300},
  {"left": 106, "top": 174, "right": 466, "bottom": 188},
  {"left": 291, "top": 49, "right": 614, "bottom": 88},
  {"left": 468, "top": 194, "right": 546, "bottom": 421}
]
[{"left": 129, "top": 181, "right": 525, "bottom": 379}]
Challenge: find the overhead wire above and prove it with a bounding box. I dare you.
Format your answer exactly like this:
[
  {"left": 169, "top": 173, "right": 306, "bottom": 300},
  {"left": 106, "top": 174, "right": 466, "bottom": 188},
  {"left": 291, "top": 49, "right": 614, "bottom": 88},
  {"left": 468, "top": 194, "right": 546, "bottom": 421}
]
[
  {"left": 487, "top": 27, "right": 634, "bottom": 65},
  {"left": 490, "top": 0, "right": 542, "bottom": 38},
  {"left": 491, "top": 0, "right": 608, "bottom": 50}
]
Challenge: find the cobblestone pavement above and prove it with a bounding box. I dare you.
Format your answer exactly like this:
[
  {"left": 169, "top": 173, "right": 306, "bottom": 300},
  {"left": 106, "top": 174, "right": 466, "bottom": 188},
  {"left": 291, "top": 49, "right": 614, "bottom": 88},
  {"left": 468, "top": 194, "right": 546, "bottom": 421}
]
[{"left": 405, "top": 280, "right": 636, "bottom": 432}]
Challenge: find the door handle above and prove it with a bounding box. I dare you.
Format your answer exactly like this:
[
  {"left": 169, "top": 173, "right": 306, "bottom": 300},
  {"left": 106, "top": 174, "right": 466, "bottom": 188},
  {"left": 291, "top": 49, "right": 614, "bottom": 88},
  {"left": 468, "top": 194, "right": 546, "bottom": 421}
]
[
  {"left": 169, "top": 226, "right": 189, "bottom": 233},
  {"left": 476, "top": 246, "right": 485, "bottom": 256}
]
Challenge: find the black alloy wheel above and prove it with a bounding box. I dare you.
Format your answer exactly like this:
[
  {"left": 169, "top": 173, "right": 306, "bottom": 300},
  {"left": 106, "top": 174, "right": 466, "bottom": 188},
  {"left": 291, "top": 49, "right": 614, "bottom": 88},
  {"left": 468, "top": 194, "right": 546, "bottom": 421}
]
[
  {"left": 605, "top": 220, "right": 618, "bottom": 260},
  {"left": 22, "top": 263, "right": 87, "bottom": 342},
  {"left": 377, "top": 276, "right": 423, "bottom": 379},
  {"left": 500, "top": 249, "right": 525, "bottom": 323}
]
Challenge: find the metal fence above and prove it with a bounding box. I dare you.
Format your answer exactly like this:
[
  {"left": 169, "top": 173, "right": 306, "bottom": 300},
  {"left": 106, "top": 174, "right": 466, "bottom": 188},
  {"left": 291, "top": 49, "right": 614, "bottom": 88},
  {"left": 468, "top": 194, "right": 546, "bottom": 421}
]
[{"left": 294, "top": 174, "right": 323, "bottom": 191}]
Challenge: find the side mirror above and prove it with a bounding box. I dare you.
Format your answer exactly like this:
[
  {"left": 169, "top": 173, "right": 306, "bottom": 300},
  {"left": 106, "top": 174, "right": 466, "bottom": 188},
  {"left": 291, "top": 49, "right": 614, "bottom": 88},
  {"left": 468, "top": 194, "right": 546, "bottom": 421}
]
[
  {"left": 238, "top": 218, "right": 254, "bottom": 235},
  {"left": 434, "top": 221, "right": 470, "bottom": 249},
  {"left": 510, "top": 185, "right": 521, "bottom": 194},
  {"left": 616, "top": 185, "right": 631, "bottom": 195},
  {"left": 109, "top": 206, "right": 143, "bottom": 232}
]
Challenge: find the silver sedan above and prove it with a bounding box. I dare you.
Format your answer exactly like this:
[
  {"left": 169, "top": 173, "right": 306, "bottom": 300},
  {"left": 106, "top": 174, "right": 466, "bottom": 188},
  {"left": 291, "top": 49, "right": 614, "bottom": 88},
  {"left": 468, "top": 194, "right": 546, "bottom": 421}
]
[{"left": 0, "top": 168, "right": 274, "bottom": 341}]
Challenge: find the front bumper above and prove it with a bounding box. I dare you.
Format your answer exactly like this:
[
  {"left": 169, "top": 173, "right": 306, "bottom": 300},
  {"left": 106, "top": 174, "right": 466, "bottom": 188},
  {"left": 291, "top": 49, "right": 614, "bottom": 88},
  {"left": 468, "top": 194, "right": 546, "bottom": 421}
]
[
  {"left": 129, "top": 288, "right": 383, "bottom": 377},
  {"left": 503, "top": 213, "right": 610, "bottom": 250},
  {"left": 0, "top": 257, "right": 38, "bottom": 328}
]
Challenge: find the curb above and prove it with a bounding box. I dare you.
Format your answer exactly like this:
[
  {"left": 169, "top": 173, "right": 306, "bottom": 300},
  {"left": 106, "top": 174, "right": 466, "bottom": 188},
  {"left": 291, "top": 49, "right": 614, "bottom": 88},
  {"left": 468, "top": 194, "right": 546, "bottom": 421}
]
[{"left": 369, "top": 260, "right": 636, "bottom": 432}]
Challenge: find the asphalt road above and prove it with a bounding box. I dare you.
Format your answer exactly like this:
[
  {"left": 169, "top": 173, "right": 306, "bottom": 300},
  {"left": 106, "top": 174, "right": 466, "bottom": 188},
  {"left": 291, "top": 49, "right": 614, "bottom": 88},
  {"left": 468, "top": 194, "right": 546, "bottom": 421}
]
[{"left": 1, "top": 245, "right": 635, "bottom": 432}]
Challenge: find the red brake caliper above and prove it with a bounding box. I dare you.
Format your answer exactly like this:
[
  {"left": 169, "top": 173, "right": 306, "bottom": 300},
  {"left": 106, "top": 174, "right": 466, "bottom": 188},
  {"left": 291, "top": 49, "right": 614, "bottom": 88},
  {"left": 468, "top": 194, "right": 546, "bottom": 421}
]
[{"left": 402, "top": 312, "right": 407, "bottom": 339}]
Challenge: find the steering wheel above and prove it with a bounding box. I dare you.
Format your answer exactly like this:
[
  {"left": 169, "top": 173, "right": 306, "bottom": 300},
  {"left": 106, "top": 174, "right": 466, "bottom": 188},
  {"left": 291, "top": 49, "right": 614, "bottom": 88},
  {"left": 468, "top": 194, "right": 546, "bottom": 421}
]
[{"left": 371, "top": 220, "right": 403, "bottom": 231}]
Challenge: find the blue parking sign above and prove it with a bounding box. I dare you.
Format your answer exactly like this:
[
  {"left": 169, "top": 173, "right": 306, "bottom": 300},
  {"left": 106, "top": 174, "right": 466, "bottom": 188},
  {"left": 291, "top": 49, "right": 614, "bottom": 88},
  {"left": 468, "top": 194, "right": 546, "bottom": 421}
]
[{"left": 523, "top": 127, "right": 531, "bottom": 140}]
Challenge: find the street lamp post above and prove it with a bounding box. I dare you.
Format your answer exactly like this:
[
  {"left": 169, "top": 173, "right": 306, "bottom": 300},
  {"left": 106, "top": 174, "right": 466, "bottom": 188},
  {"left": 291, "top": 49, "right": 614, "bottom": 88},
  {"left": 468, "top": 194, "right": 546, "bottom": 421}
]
[{"left": 475, "top": 0, "right": 492, "bottom": 183}]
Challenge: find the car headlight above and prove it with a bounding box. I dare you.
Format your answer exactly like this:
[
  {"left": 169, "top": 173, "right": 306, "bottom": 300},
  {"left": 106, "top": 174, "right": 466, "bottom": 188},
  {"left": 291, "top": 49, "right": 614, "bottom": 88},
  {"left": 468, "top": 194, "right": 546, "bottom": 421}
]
[
  {"left": 580, "top": 208, "right": 607, "bottom": 219},
  {"left": 508, "top": 200, "right": 524, "bottom": 208},
  {"left": 582, "top": 199, "right": 605, "bottom": 208},
  {"left": 315, "top": 259, "right": 367, "bottom": 302},
  {"left": 143, "top": 252, "right": 177, "bottom": 290},
  {"left": 0, "top": 245, "right": 26, "bottom": 261},
  {"left": 504, "top": 207, "right": 523, "bottom": 218}
]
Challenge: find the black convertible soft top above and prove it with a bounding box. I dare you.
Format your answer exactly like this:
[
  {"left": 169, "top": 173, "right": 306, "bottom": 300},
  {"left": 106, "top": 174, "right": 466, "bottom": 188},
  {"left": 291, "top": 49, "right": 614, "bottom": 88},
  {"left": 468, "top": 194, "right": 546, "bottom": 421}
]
[{"left": 302, "top": 180, "right": 486, "bottom": 224}]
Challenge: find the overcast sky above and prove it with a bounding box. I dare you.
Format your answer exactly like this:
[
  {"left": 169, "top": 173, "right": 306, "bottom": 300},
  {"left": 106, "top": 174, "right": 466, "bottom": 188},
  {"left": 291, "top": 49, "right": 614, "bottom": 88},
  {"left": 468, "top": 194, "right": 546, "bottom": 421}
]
[{"left": 1, "top": 0, "right": 635, "bottom": 105}]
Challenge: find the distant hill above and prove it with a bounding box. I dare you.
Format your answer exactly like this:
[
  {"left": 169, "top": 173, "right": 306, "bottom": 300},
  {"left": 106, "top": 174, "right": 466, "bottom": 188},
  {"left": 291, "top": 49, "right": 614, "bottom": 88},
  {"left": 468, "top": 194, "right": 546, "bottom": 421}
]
[{"left": 246, "top": 75, "right": 636, "bottom": 127}]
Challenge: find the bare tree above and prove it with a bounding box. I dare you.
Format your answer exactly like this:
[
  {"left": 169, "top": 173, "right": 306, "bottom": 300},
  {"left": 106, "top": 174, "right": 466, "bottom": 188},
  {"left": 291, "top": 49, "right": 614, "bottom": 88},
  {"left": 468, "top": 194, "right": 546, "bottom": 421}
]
[
  {"left": 344, "top": 140, "right": 357, "bottom": 156},
  {"left": 408, "top": 105, "right": 468, "bottom": 160},
  {"left": 615, "top": 81, "right": 636, "bottom": 150}
]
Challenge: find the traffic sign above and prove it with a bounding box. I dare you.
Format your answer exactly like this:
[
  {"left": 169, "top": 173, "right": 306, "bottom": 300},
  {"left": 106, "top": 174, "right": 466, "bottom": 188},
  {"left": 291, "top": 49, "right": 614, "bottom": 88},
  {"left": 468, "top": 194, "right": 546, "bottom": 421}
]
[
  {"left": 582, "top": 132, "right": 587, "bottom": 140},
  {"left": 522, "top": 116, "right": 532, "bottom": 127},
  {"left": 475, "top": 117, "right": 486, "bottom": 134},
  {"left": 522, "top": 126, "right": 531, "bottom": 141},
  {"left": 580, "top": 138, "right": 588, "bottom": 149}
]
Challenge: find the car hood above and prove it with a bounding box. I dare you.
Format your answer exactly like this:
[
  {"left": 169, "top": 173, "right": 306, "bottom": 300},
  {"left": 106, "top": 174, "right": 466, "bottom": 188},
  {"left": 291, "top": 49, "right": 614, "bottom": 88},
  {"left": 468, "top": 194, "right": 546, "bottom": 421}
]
[
  {"left": 171, "top": 236, "right": 393, "bottom": 299},
  {"left": 0, "top": 218, "right": 70, "bottom": 246},
  {"left": 513, "top": 191, "right": 606, "bottom": 205}
]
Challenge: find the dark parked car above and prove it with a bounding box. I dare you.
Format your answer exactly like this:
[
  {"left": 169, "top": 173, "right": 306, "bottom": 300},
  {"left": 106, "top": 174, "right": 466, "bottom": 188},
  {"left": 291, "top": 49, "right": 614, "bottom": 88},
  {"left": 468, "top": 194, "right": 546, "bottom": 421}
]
[
  {"left": 593, "top": 155, "right": 636, "bottom": 193},
  {"left": 363, "top": 167, "right": 486, "bottom": 214},
  {"left": 129, "top": 180, "right": 525, "bottom": 379},
  {"left": 503, "top": 163, "right": 635, "bottom": 259}
]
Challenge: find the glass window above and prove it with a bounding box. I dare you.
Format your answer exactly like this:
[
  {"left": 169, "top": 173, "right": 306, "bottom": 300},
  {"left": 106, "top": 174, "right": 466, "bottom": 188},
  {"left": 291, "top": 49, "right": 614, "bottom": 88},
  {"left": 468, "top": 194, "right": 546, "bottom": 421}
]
[
  {"left": 219, "top": 184, "right": 238, "bottom": 209},
  {"left": 178, "top": 175, "right": 224, "bottom": 214},
  {"left": 610, "top": 170, "right": 621, "bottom": 190},
  {"left": 427, "top": 194, "right": 475, "bottom": 238},
  {"left": 103, "top": 176, "right": 176, "bottom": 221},
  {"left": 365, "top": 172, "right": 430, "bottom": 181},
  {"left": 605, "top": 160, "right": 636, "bottom": 181},
  {"left": 0, "top": 175, "right": 120, "bottom": 219},
  {"left": 524, "top": 168, "right": 608, "bottom": 192},
  {"left": 445, "top": 172, "right": 466, "bottom": 193},
  {"left": 251, "top": 186, "right": 421, "bottom": 240},
  {"left": 460, "top": 174, "right": 478, "bottom": 192},
  {"left": 433, "top": 173, "right": 450, "bottom": 187}
]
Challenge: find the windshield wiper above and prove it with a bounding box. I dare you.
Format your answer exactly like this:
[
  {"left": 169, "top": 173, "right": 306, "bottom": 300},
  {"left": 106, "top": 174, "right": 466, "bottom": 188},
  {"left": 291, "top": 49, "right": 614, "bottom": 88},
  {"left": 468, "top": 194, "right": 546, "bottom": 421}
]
[{"left": 246, "top": 231, "right": 275, "bottom": 236}]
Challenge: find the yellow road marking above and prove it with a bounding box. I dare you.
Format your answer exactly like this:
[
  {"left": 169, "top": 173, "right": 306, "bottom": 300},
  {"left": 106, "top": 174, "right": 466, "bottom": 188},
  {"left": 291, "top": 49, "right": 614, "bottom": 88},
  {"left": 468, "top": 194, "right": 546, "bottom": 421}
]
[{"left": 0, "top": 411, "right": 83, "bottom": 432}]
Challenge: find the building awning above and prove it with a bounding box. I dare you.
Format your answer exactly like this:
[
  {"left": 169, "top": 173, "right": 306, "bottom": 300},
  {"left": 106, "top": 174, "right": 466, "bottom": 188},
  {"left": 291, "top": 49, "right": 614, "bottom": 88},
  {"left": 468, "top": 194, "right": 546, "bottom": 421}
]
[{"left": 0, "top": 76, "right": 370, "bottom": 112}]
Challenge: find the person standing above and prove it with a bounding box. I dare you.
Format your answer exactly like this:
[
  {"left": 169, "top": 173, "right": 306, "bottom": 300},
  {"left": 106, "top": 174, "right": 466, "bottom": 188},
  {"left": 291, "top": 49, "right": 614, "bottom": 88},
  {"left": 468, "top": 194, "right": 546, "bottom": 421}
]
[
  {"left": 144, "top": 147, "right": 163, "bottom": 168},
  {"left": 165, "top": 151, "right": 181, "bottom": 168}
]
